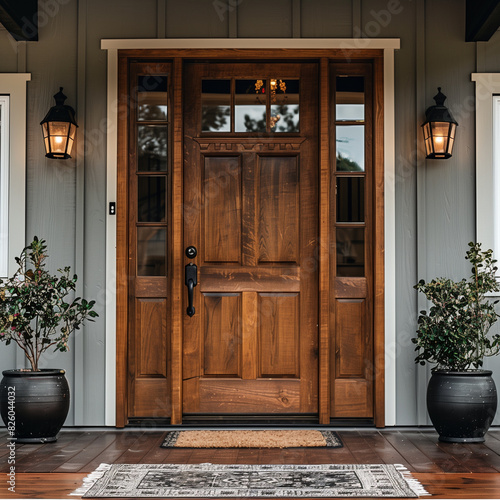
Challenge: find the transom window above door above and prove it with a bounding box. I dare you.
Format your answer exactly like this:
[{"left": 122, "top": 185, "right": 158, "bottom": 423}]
[{"left": 201, "top": 78, "right": 299, "bottom": 133}]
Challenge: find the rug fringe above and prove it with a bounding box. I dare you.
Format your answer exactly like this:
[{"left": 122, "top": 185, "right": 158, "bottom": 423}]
[
  {"left": 70, "top": 463, "right": 112, "bottom": 496},
  {"left": 395, "top": 464, "right": 431, "bottom": 497}
]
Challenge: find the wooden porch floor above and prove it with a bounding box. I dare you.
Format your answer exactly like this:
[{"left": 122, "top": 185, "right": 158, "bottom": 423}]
[{"left": 1, "top": 428, "right": 500, "bottom": 499}]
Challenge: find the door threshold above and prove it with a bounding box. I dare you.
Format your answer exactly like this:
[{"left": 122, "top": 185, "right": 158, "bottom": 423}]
[
  {"left": 126, "top": 415, "right": 374, "bottom": 428},
  {"left": 181, "top": 414, "right": 319, "bottom": 426}
]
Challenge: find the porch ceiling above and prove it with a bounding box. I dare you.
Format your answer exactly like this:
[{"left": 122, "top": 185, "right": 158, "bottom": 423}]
[
  {"left": 466, "top": 0, "right": 500, "bottom": 41},
  {"left": 0, "top": 0, "right": 37, "bottom": 41}
]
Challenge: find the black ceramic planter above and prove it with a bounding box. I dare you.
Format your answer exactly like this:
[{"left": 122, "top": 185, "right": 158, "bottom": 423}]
[
  {"left": 427, "top": 370, "right": 497, "bottom": 443},
  {"left": 0, "top": 369, "right": 70, "bottom": 443}
]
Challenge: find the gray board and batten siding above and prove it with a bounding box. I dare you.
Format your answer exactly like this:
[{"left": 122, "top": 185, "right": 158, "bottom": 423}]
[{"left": 0, "top": 0, "right": 498, "bottom": 426}]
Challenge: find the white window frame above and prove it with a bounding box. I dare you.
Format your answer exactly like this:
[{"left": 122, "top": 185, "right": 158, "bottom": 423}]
[
  {"left": 0, "top": 74, "right": 30, "bottom": 277},
  {"left": 472, "top": 73, "right": 500, "bottom": 281},
  {"left": 0, "top": 96, "right": 9, "bottom": 277}
]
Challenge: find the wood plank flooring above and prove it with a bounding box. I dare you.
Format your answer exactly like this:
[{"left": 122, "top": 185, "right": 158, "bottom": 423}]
[{"left": 0, "top": 428, "right": 499, "bottom": 498}]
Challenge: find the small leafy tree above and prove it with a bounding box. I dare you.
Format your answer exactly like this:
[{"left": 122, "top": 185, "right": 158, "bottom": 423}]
[
  {"left": 0, "top": 237, "right": 98, "bottom": 371},
  {"left": 412, "top": 242, "right": 500, "bottom": 370}
]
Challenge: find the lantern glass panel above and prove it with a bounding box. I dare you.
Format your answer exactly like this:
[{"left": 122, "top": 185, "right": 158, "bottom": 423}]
[
  {"left": 41, "top": 122, "right": 49, "bottom": 139},
  {"left": 430, "top": 122, "right": 450, "bottom": 154},
  {"left": 49, "top": 121, "right": 70, "bottom": 137},
  {"left": 424, "top": 137, "right": 433, "bottom": 156},
  {"left": 447, "top": 137, "right": 455, "bottom": 156}
]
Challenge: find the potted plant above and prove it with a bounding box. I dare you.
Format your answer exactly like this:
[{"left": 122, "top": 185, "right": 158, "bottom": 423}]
[
  {"left": 412, "top": 242, "right": 500, "bottom": 442},
  {"left": 0, "top": 237, "right": 98, "bottom": 443}
]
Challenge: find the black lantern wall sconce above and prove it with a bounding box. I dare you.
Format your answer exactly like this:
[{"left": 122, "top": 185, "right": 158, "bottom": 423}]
[
  {"left": 40, "top": 87, "right": 78, "bottom": 159},
  {"left": 422, "top": 87, "right": 458, "bottom": 159}
]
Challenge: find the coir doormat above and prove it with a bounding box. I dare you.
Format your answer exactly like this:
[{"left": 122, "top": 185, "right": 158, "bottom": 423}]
[
  {"left": 160, "top": 430, "right": 343, "bottom": 449},
  {"left": 72, "top": 463, "right": 429, "bottom": 498}
]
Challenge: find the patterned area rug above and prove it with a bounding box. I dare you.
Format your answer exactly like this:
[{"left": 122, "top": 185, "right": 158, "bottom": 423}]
[
  {"left": 161, "top": 430, "right": 343, "bottom": 448},
  {"left": 72, "top": 463, "right": 429, "bottom": 498}
]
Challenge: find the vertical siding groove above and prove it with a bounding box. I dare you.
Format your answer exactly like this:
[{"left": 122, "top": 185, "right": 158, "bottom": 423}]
[
  {"left": 292, "top": 0, "right": 301, "bottom": 38},
  {"left": 229, "top": 1, "right": 238, "bottom": 38},
  {"left": 157, "top": 0, "right": 166, "bottom": 38},
  {"left": 17, "top": 41, "right": 26, "bottom": 73},
  {"left": 74, "top": 0, "right": 87, "bottom": 426},
  {"left": 352, "top": 0, "right": 361, "bottom": 38},
  {"left": 476, "top": 42, "right": 486, "bottom": 73}
]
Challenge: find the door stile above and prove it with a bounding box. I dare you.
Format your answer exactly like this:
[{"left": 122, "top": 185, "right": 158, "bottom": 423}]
[
  {"left": 373, "top": 56, "right": 385, "bottom": 427},
  {"left": 171, "top": 57, "right": 184, "bottom": 424},
  {"left": 318, "top": 57, "right": 331, "bottom": 425},
  {"left": 115, "top": 53, "right": 129, "bottom": 428}
]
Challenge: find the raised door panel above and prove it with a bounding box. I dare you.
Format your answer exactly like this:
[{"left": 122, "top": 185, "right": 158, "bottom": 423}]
[
  {"left": 335, "top": 299, "right": 365, "bottom": 378},
  {"left": 259, "top": 293, "right": 299, "bottom": 378},
  {"left": 258, "top": 156, "right": 299, "bottom": 263},
  {"left": 136, "top": 298, "right": 168, "bottom": 377},
  {"left": 192, "top": 379, "right": 301, "bottom": 413},
  {"left": 203, "top": 293, "right": 241, "bottom": 377},
  {"left": 332, "top": 297, "right": 373, "bottom": 417},
  {"left": 204, "top": 156, "right": 241, "bottom": 264},
  {"left": 333, "top": 379, "right": 372, "bottom": 417},
  {"left": 131, "top": 297, "right": 170, "bottom": 417}
]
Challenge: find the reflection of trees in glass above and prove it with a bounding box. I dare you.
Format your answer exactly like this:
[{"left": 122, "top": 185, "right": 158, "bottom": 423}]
[
  {"left": 242, "top": 105, "right": 300, "bottom": 133},
  {"left": 138, "top": 126, "right": 167, "bottom": 171},
  {"left": 138, "top": 104, "right": 167, "bottom": 121},
  {"left": 271, "top": 105, "right": 299, "bottom": 132},
  {"left": 243, "top": 112, "right": 266, "bottom": 133},
  {"left": 336, "top": 152, "right": 362, "bottom": 171},
  {"left": 202, "top": 106, "right": 230, "bottom": 132}
]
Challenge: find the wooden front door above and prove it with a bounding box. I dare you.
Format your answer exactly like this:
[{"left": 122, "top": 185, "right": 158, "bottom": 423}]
[{"left": 182, "top": 63, "right": 319, "bottom": 416}]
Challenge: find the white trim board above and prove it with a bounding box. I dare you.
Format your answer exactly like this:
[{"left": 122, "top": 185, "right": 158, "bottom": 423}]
[
  {"left": 101, "top": 38, "right": 400, "bottom": 50},
  {"left": 103, "top": 41, "right": 399, "bottom": 427},
  {"left": 0, "top": 74, "right": 30, "bottom": 278},
  {"left": 472, "top": 73, "right": 500, "bottom": 281},
  {"left": 0, "top": 95, "right": 10, "bottom": 277}
]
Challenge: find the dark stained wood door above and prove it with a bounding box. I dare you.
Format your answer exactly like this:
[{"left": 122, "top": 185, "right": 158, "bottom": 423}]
[{"left": 182, "top": 63, "right": 319, "bottom": 415}]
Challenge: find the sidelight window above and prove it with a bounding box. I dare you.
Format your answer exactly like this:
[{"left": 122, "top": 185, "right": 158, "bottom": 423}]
[
  {"left": 134, "top": 74, "right": 169, "bottom": 276},
  {"left": 334, "top": 72, "right": 369, "bottom": 278}
]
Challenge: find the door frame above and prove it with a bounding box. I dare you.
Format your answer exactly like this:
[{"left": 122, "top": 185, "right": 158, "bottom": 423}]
[{"left": 102, "top": 38, "right": 400, "bottom": 427}]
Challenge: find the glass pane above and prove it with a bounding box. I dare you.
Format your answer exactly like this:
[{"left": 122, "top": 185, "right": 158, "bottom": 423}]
[
  {"left": 138, "top": 177, "right": 166, "bottom": 222},
  {"left": 430, "top": 122, "right": 451, "bottom": 154},
  {"left": 336, "top": 227, "right": 364, "bottom": 277},
  {"left": 270, "top": 79, "right": 299, "bottom": 132},
  {"left": 137, "top": 75, "right": 168, "bottom": 121},
  {"left": 235, "top": 79, "right": 266, "bottom": 133},
  {"left": 337, "top": 177, "right": 365, "bottom": 223},
  {"left": 202, "top": 79, "right": 231, "bottom": 132},
  {"left": 336, "top": 76, "right": 365, "bottom": 122},
  {"left": 137, "top": 227, "right": 166, "bottom": 276},
  {"left": 137, "top": 125, "right": 168, "bottom": 172},
  {"left": 336, "top": 125, "right": 364, "bottom": 171}
]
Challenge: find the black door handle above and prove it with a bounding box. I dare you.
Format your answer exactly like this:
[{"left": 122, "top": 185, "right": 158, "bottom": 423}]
[{"left": 185, "top": 263, "right": 197, "bottom": 317}]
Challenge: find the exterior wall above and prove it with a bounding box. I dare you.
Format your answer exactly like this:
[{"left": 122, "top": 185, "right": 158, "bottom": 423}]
[{"left": 0, "top": 0, "right": 499, "bottom": 426}]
